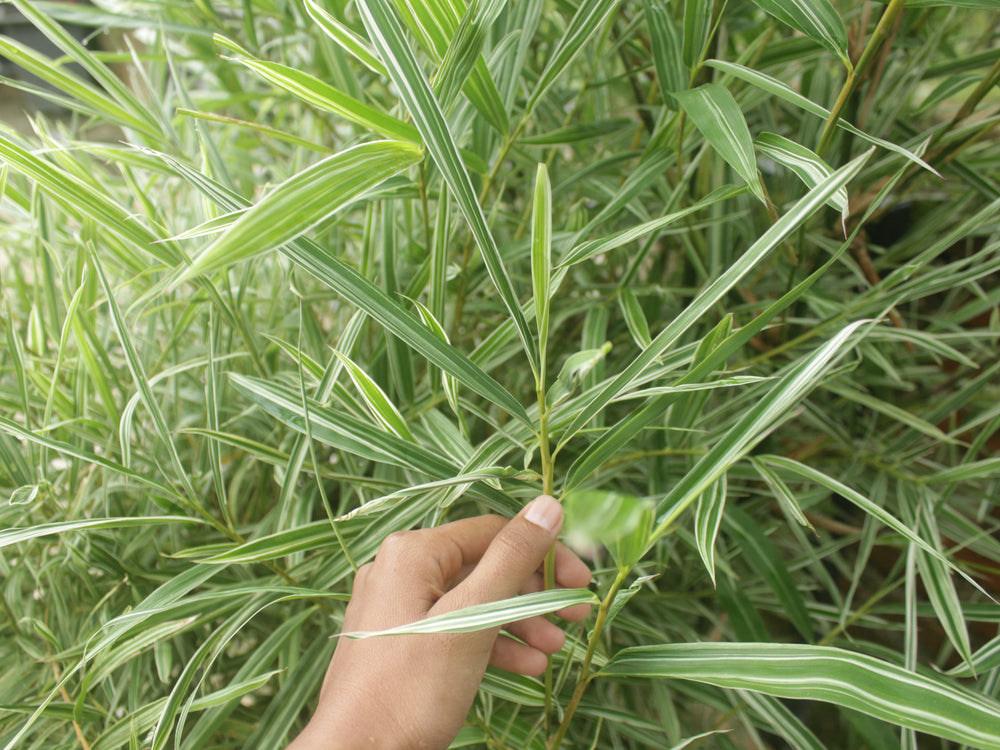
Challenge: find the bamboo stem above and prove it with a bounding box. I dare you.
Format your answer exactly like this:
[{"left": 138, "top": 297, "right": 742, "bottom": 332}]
[
  {"left": 547, "top": 567, "right": 630, "bottom": 750},
  {"left": 817, "top": 0, "right": 906, "bottom": 156}
]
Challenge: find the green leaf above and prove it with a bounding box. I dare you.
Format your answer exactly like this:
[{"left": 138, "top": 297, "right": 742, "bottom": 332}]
[
  {"left": 618, "top": 288, "right": 653, "bottom": 350},
  {"left": 672, "top": 83, "right": 768, "bottom": 205},
  {"left": 344, "top": 589, "right": 598, "bottom": 637},
  {"left": 681, "top": 0, "right": 712, "bottom": 68},
  {"left": 559, "top": 185, "right": 744, "bottom": 267},
  {"left": 562, "top": 490, "right": 654, "bottom": 559},
  {"left": 653, "top": 320, "right": 871, "bottom": 539},
  {"left": 757, "top": 455, "right": 990, "bottom": 597},
  {"left": 149, "top": 149, "right": 529, "bottom": 424},
  {"left": 558, "top": 150, "right": 872, "bottom": 453},
  {"left": 693, "top": 476, "right": 726, "bottom": 586},
  {"left": 434, "top": 0, "right": 507, "bottom": 115},
  {"left": 903, "top": 488, "right": 974, "bottom": 670},
  {"left": 724, "top": 506, "right": 814, "bottom": 642},
  {"left": 0, "top": 517, "right": 204, "bottom": 550},
  {"left": 230, "top": 374, "right": 452, "bottom": 475},
  {"left": 749, "top": 0, "right": 849, "bottom": 67},
  {"left": 526, "top": 0, "right": 624, "bottom": 114},
  {"left": 179, "top": 140, "right": 422, "bottom": 280},
  {"left": 303, "top": 0, "right": 388, "bottom": 76},
  {"left": 332, "top": 351, "right": 414, "bottom": 441},
  {"left": 532, "top": 163, "right": 553, "bottom": 373},
  {"left": 215, "top": 37, "right": 419, "bottom": 143},
  {"left": 756, "top": 131, "right": 848, "bottom": 232},
  {"left": 602, "top": 643, "right": 1000, "bottom": 749},
  {"left": 384, "top": 0, "right": 508, "bottom": 133},
  {"left": 705, "top": 59, "right": 939, "bottom": 174},
  {"left": 645, "top": 0, "right": 687, "bottom": 101},
  {"left": 358, "top": 0, "right": 537, "bottom": 374}
]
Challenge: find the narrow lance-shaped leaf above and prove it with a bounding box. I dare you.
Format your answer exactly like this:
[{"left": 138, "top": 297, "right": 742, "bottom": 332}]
[
  {"left": 724, "top": 506, "right": 815, "bottom": 642},
  {"left": 672, "top": 83, "right": 769, "bottom": 205},
  {"left": 619, "top": 288, "right": 653, "bottom": 350},
  {"left": 601, "top": 643, "right": 1000, "bottom": 750},
  {"left": 214, "top": 35, "right": 419, "bottom": 143},
  {"left": 756, "top": 455, "right": 991, "bottom": 597},
  {"left": 344, "top": 589, "right": 598, "bottom": 638},
  {"left": 653, "top": 320, "right": 872, "bottom": 540},
  {"left": 907, "top": 489, "right": 974, "bottom": 669},
  {"left": 756, "top": 131, "right": 848, "bottom": 233},
  {"left": 532, "top": 163, "right": 553, "bottom": 377},
  {"left": 645, "top": 0, "right": 687, "bottom": 102},
  {"left": 413, "top": 300, "right": 462, "bottom": 419},
  {"left": 303, "top": 0, "right": 388, "bottom": 76},
  {"left": 682, "top": 0, "right": 712, "bottom": 68},
  {"left": 750, "top": 0, "right": 849, "bottom": 68},
  {"left": 557, "top": 150, "right": 872, "bottom": 452},
  {"left": 148, "top": 147, "right": 529, "bottom": 424},
  {"left": 332, "top": 350, "right": 414, "bottom": 441},
  {"left": 434, "top": 0, "right": 506, "bottom": 114},
  {"left": 384, "top": 0, "right": 508, "bottom": 132},
  {"left": 526, "top": 0, "right": 624, "bottom": 114},
  {"left": 178, "top": 140, "right": 422, "bottom": 281},
  {"left": 694, "top": 475, "right": 726, "bottom": 586},
  {"left": 358, "top": 0, "right": 538, "bottom": 375},
  {"left": 705, "top": 59, "right": 939, "bottom": 174}
]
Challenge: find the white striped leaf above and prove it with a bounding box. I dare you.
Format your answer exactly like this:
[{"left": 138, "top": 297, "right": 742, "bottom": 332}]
[
  {"left": 386, "top": 0, "right": 508, "bottom": 133},
  {"left": 653, "top": 320, "right": 871, "bottom": 540},
  {"left": 412, "top": 299, "right": 462, "bottom": 418},
  {"left": 434, "top": 0, "right": 506, "bottom": 115},
  {"left": 230, "top": 374, "right": 452, "bottom": 475},
  {"left": 601, "top": 643, "right": 1000, "bottom": 749},
  {"left": 358, "top": 0, "right": 537, "bottom": 375},
  {"left": 526, "top": 0, "right": 623, "bottom": 115},
  {"left": 750, "top": 0, "right": 848, "bottom": 67},
  {"left": 645, "top": 0, "right": 687, "bottom": 101},
  {"left": 756, "top": 455, "right": 990, "bottom": 598},
  {"left": 705, "top": 59, "right": 938, "bottom": 174},
  {"left": 215, "top": 36, "right": 419, "bottom": 143},
  {"left": 151, "top": 148, "right": 529, "bottom": 423},
  {"left": 556, "top": 151, "right": 872, "bottom": 454},
  {"left": 332, "top": 350, "right": 414, "bottom": 441},
  {"left": 559, "top": 185, "right": 744, "bottom": 267},
  {"left": 532, "top": 163, "right": 553, "bottom": 373},
  {"left": 619, "top": 288, "right": 653, "bottom": 350},
  {"left": 0, "top": 516, "right": 205, "bottom": 550},
  {"left": 672, "top": 84, "right": 768, "bottom": 205},
  {"left": 344, "top": 589, "right": 598, "bottom": 638},
  {"left": 736, "top": 690, "right": 825, "bottom": 750},
  {"left": 303, "top": 0, "right": 388, "bottom": 76},
  {"left": 694, "top": 476, "right": 727, "bottom": 586},
  {"left": 179, "top": 140, "right": 422, "bottom": 280},
  {"left": 756, "top": 131, "right": 848, "bottom": 232},
  {"left": 909, "top": 492, "right": 974, "bottom": 669}
]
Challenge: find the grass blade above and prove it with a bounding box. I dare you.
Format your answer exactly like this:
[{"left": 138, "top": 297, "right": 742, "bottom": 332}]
[
  {"left": 358, "top": 0, "right": 537, "bottom": 374},
  {"left": 345, "top": 589, "right": 598, "bottom": 637},
  {"left": 602, "top": 643, "right": 1000, "bottom": 749},
  {"left": 558, "top": 150, "right": 871, "bottom": 451},
  {"left": 179, "top": 140, "right": 422, "bottom": 280},
  {"left": 672, "top": 84, "right": 768, "bottom": 205},
  {"left": 750, "top": 0, "right": 849, "bottom": 67}
]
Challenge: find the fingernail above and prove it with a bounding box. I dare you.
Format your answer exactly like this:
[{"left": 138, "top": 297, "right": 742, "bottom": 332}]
[{"left": 524, "top": 495, "right": 562, "bottom": 532}]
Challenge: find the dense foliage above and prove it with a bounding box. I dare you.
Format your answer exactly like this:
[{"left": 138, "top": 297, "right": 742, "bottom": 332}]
[{"left": 1, "top": 0, "right": 999, "bottom": 747}]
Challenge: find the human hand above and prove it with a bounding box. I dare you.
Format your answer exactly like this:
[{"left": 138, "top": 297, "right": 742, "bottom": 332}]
[{"left": 287, "top": 495, "right": 592, "bottom": 750}]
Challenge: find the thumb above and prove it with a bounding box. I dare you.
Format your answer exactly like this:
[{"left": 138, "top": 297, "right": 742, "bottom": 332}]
[{"left": 452, "top": 495, "right": 563, "bottom": 607}]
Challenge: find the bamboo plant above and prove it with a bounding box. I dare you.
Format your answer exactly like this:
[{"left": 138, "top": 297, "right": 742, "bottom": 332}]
[{"left": 1, "top": 0, "right": 1000, "bottom": 748}]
